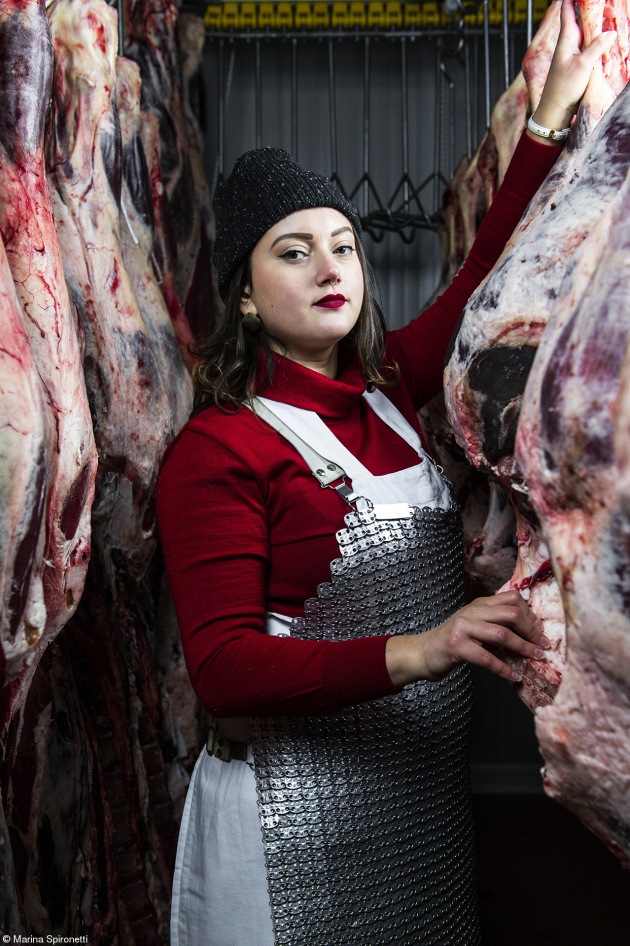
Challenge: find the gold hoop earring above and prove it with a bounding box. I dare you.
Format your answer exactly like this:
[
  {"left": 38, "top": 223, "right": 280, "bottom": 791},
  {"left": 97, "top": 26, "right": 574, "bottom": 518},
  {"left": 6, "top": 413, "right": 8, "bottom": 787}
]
[{"left": 243, "top": 311, "right": 262, "bottom": 333}]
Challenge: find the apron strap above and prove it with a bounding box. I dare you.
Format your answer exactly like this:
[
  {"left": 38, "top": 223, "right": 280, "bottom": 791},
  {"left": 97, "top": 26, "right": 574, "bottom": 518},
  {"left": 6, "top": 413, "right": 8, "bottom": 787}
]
[{"left": 248, "top": 398, "right": 362, "bottom": 507}]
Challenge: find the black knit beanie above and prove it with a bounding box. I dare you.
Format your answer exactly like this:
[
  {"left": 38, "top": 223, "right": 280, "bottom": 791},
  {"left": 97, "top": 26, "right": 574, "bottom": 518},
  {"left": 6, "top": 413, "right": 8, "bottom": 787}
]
[{"left": 213, "top": 147, "right": 362, "bottom": 300}]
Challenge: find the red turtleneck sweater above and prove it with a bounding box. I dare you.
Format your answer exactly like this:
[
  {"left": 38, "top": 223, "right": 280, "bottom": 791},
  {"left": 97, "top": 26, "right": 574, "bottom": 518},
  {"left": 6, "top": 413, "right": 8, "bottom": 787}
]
[{"left": 156, "top": 133, "right": 560, "bottom": 719}]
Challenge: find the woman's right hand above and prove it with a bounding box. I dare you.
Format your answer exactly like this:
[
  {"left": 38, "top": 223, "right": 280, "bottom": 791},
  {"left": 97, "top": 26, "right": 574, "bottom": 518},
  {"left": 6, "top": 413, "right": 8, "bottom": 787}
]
[{"left": 385, "top": 589, "right": 549, "bottom": 688}]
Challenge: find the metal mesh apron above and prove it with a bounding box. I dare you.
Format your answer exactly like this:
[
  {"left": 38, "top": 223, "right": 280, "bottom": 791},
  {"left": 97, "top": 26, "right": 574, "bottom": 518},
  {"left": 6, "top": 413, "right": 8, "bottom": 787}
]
[{"left": 251, "top": 499, "right": 480, "bottom": 946}]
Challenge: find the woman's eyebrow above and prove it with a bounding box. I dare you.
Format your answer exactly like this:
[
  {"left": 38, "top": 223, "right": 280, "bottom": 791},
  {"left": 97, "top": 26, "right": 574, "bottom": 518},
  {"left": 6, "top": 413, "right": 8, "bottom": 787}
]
[
  {"left": 270, "top": 226, "right": 352, "bottom": 249},
  {"left": 270, "top": 232, "right": 312, "bottom": 248}
]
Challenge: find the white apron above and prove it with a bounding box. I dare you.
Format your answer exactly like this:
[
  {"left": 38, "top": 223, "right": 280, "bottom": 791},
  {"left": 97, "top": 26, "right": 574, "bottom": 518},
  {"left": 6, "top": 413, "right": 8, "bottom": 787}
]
[{"left": 170, "top": 390, "right": 450, "bottom": 946}]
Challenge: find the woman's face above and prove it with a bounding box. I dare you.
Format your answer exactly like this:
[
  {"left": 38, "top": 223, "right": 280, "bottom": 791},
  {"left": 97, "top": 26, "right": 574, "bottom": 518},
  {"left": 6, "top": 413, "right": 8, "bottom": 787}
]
[{"left": 242, "top": 207, "right": 365, "bottom": 375}]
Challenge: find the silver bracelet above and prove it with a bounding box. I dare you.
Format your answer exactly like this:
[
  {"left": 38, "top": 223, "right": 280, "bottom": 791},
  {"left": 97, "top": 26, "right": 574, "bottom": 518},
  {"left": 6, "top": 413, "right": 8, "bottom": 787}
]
[{"left": 527, "top": 115, "right": 571, "bottom": 141}]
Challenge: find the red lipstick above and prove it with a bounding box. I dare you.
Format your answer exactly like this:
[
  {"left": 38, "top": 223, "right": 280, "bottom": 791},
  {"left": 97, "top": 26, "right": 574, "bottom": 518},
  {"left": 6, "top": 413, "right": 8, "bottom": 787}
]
[{"left": 315, "top": 294, "right": 346, "bottom": 308}]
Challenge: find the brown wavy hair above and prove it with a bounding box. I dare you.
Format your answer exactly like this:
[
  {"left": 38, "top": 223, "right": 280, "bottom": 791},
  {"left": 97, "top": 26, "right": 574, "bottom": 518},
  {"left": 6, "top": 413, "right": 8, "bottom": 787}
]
[{"left": 191, "top": 229, "right": 395, "bottom": 416}]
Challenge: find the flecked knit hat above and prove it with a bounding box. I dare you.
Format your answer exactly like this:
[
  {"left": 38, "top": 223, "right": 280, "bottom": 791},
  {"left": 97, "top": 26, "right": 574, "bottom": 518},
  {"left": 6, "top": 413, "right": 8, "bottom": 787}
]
[{"left": 213, "top": 147, "right": 362, "bottom": 300}]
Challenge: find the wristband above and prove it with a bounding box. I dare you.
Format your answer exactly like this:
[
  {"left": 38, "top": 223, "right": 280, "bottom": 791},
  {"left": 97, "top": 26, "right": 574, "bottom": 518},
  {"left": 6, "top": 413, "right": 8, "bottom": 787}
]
[{"left": 527, "top": 115, "right": 571, "bottom": 142}]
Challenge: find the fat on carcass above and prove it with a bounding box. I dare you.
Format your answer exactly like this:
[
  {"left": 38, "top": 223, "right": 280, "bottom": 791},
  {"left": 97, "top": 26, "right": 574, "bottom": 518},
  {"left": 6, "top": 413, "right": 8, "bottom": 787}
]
[
  {"left": 515, "top": 163, "right": 630, "bottom": 867},
  {"left": 0, "top": 0, "right": 97, "bottom": 686},
  {"left": 0, "top": 234, "right": 49, "bottom": 687}
]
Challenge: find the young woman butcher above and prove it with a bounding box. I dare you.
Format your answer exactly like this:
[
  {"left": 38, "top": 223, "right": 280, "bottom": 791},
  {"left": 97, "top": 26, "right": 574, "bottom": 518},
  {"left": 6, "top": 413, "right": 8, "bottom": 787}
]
[{"left": 157, "top": 4, "right": 615, "bottom": 943}]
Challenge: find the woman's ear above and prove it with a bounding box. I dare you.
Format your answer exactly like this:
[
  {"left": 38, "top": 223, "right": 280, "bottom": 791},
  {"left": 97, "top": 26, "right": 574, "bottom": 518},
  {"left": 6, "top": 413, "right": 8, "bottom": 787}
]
[{"left": 240, "top": 287, "right": 253, "bottom": 317}]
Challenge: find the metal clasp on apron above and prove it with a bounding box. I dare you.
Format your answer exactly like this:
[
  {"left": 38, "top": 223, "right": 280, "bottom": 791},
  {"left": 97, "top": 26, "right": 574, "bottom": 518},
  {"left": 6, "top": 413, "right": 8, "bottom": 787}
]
[
  {"left": 206, "top": 716, "right": 249, "bottom": 763},
  {"left": 248, "top": 398, "right": 363, "bottom": 508}
]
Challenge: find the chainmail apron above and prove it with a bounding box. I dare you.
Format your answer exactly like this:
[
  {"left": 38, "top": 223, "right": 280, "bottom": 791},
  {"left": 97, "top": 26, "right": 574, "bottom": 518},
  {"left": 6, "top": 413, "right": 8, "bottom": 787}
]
[{"left": 250, "top": 400, "right": 480, "bottom": 946}]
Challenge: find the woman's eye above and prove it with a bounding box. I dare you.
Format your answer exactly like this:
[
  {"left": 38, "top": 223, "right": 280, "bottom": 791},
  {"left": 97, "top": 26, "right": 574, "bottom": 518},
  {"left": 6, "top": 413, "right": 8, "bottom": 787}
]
[
  {"left": 335, "top": 244, "right": 354, "bottom": 256},
  {"left": 280, "top": 248, "right": 308, "bottom": 260}
]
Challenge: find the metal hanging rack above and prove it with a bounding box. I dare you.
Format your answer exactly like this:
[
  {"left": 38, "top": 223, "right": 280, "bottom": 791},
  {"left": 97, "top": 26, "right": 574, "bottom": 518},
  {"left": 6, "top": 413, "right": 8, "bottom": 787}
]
[{"left": 195, "top": 0, "right": 542, "bottom": 240}]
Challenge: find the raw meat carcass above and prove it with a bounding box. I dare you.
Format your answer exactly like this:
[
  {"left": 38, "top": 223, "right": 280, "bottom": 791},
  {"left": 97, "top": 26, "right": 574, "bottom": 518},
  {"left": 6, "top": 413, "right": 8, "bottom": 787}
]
[
  {"left": 421, "top": 8, "right": 568, "bottom": 593},
  {"left": 116, "top": 54, "right": 193, "bottom": 432},
  {"left": 123, "top": 0, "right": 220, "bottom": 344},
  {"left": 0, "top": 0, "right": 97, "bottom": 683},
  {"left": 0, "top": 234, "right": 49, "bottom": 687},
  {"left": 443, "top": 0, "right": 630, "bottom": 861},
  {"left": 521, "top": 0, "right": 562, "bottom": 111},
  {"left": 513, "top": 168, "right": 630, "bottom": 866},
  {"left": 444, "top": 49, "right": 630, "bottom": 674},
  {"left": 46, "top": 0, "right": 174, "bottom": 563},
  {"left": 178, "top": 12, "right": 224, "bottom": 337},
  {"left": 36, "top": 0, "right": 188, "bottom": 937}
]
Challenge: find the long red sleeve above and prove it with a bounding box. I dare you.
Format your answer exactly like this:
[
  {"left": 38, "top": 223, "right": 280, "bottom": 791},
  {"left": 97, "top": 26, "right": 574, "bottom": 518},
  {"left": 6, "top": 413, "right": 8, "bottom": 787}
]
[
  {"left": 387, "top": 131, "right": 561, "bottom": 407},
  {"left": 156, "top": 132, "right": 562, "bottom": 719}
]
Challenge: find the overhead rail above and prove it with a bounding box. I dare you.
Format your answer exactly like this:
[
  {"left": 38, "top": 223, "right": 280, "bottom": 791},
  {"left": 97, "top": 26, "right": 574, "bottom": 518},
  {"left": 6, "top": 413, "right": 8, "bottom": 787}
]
[{"left": 203, "top": 0, "right": 549, "bottom": 33}]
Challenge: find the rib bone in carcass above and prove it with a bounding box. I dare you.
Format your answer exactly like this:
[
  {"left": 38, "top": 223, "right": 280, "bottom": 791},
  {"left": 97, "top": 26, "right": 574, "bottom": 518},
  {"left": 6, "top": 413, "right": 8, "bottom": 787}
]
[
  {"left": 514, "top": 162, "right": 630, "bottom": 867},
  {"left": 0, "top": 0, "right": 97, "bottom": 684}
]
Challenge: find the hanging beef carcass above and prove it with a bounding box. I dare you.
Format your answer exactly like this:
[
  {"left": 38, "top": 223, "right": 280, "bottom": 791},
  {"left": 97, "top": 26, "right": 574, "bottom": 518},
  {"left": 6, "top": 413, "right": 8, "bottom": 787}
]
[
  {"left": 116, "top": 55, "right": 192, "bottom": 431},
  {"left": 25, "top": 0, "right": 190, "bottom": 938},
  {"left": 178, "top": 12, "right": 224, "bottom": 337},
  {"left": 46, "top": 0, "right": 175, "bottom": 558},
  {"left": 116, "top": 54, "right": 202, "bottom": 782},
  {"left": 0, "top": 233, "right": 50, "bottom": 696},
  {"left": 443, "top": 0, "right": 630, "bottom": 862},
  {"left": 421, "top": 2, "right": 563, "bottom": 594},
  {"left": 444, "top": 25, "right": 630, "bottom": 681},
  {"left": 123, "top": 0, "right": 221, "bottom": 346},
  {"left": 445, "top": 2, "right": 629, "bottom": 488},
  {"left": 0, "top": 0, "right": 97, "bottom": 689},
  {"left": 513, "top": 168, "right": 630, "bottom": 866}
]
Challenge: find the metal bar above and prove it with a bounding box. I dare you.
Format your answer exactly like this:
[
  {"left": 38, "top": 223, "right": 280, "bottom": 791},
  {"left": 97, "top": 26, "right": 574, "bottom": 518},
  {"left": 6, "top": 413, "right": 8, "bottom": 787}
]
[
  {"left": 502, "top": 0, "right": 510, "bottom": 89},
  {"left": 203, "top": 28, "right": 527, "bottom": 41},
  {"left": 362, "top": 36, "right": 370, "bottom": 216},
  {"left": 464, "top": 34, "right": 472, "bottom": 159},
  {"left": 400, "top": 37, "right": 409, "bottom": 208},
  {"left": 328, "top": 39, "right": 338, "bottom": 177},
  {"left": 117, "top": 0, "right": 124, "bottom": 56},
  {"left": 217, "top": 39, "right": 225, "bottom": 185},
  {"left": 291, "top": 37, "right": 298, "bottom": 157},
  {"left": 434, "top": 38, "right": 442, "bottom": 211},
  {"left": 255, "top": 39, "right": 262, "bottom": 148},
  {"left": 527, "top": 0, "right": 533, "bottom": 45},
  {"left": 483, "top": 0, "right": 491, "bottom": 127}
]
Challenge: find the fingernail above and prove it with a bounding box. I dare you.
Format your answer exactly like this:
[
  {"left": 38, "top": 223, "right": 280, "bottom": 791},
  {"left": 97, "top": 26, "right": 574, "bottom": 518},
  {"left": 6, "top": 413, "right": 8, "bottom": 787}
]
[
  {"left": 510, "top": 671, "right": 522, "bottom": 682},
  {"left": 533, "top": 648, "right": 544, "bottom": 659},
  {"left": 540, "top": 636, "right": 550, "bottom": 648},
  {"left": 534, "top": 619, "right": 544, "bottom": 632}
]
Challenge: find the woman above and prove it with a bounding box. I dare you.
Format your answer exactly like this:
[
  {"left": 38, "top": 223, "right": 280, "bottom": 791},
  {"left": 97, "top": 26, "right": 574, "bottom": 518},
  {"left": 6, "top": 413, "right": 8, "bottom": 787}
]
[{"left": 157, "top": 6, "right": 615, "bottom": 944}]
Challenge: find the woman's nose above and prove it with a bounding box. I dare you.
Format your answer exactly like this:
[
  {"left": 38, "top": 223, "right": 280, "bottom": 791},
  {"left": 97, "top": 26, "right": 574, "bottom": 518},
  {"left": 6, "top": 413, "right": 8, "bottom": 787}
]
[{"left": 317, "top": 256, "right": 341, "bottom": 286}]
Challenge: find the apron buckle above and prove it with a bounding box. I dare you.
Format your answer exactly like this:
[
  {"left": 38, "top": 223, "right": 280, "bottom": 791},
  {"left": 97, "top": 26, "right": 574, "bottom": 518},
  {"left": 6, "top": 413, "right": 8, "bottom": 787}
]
[{"left": 329, "top": 477, "right": 361, "bottom": 508}]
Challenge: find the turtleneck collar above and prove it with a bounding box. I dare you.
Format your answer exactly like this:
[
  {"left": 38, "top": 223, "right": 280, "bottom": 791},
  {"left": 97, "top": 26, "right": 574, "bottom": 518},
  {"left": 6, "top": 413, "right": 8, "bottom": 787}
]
[{"left": 256, "top": 346, "right": 367, "bottom": 420}]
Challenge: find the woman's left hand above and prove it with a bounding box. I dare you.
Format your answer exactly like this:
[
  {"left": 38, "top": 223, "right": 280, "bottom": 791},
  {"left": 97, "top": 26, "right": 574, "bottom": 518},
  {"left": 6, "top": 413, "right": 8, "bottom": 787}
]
[{"left": 532, "top": 0, "right": 618, "bottom": 132}]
